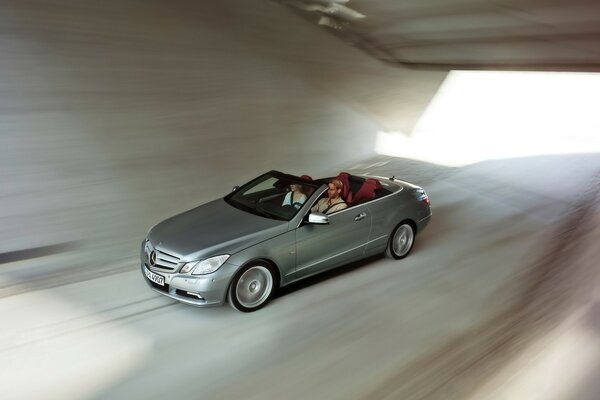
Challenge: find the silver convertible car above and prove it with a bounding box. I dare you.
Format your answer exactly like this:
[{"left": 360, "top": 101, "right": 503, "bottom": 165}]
[{"left": 141, "top": 171, "right": 431, "bottom": 312}]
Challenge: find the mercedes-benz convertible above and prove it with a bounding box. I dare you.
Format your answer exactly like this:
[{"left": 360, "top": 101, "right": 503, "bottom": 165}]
[{"left": 141, "top": 171, "right": 431, "bottom": 312}]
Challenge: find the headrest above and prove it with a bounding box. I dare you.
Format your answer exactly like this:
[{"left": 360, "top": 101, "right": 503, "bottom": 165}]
[{"left": 365, "top": 178, "right": 384, "bottom": 190}]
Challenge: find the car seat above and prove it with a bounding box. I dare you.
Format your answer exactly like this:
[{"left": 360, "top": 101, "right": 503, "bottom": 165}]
[
  {"left": 352, "top": 178, "right": 384, "bottom": 205},
  {"left": 336, "top": 172, "right": 353, "bottom": 204}
]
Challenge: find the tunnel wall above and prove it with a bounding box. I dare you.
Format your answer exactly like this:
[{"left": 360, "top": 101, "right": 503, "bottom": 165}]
[{"left": 0, "top": 0, "right": 446, "bottom": 256}]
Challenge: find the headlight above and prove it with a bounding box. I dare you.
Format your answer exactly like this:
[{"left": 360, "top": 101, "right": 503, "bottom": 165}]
[
  {"left": 180, "top": 262, "right": 195, "bottom": 274},
  {"left": 181, "top": 255, "right": 230, "bottom": 275}
]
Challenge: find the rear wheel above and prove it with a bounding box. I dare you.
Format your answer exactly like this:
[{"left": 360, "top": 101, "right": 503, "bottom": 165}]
[
  {"left": 228, "top": 262, "right": 275, "bottom": 312},
  {"left": 386, "top": 222, "right": 415, "bottom": 259}
]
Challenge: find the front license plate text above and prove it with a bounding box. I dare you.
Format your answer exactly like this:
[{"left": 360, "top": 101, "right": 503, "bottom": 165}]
[{"left": 144, "top": 266, "right": 165, "bottom": 286}]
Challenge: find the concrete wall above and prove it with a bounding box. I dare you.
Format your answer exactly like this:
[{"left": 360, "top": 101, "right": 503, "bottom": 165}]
[{"left": 0, "top": 0, "right": 446, "bottom": 259}]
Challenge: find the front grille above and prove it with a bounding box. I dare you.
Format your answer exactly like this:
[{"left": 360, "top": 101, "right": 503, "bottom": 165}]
[
  {"left": 145, "top": 240, "right": 182, "bottom": 272},
  {"left": 153, "top": 248, "right": 181, "bottom": 271}
]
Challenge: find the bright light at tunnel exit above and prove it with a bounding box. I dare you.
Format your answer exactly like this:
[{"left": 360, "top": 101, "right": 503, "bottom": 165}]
[{"left": 376, "top": 70, "right": 600, "bottom": 166}]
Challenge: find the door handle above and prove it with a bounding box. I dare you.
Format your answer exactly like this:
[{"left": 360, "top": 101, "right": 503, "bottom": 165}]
[{"left": 354, "top": 212, "right": 366, "bottom": 221}]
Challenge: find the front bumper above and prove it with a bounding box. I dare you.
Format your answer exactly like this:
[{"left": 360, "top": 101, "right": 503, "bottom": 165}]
[{"left": 140, "top": 262, "right": 236, "bottom": 307}]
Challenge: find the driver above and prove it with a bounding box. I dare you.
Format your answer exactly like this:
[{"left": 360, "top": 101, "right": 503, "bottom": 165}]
[{"left": 311, "top": 179, "right": 347, "bottom": 214}]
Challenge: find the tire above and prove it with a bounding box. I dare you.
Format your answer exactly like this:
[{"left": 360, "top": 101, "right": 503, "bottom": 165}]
[
  {"left": 228, "top": 262, "right": 275, "bottom": 312},
  {"left": 385, "top": 222, "right": 415, "bottom": 260}
]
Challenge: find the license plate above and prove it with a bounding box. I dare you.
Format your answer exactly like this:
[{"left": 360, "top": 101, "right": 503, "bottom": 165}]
[{"left": 144, "top": 265, "right": 165, "bottom": 286}]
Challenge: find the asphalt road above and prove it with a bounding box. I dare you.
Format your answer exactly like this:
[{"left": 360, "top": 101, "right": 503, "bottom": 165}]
[{"left": 3, "top": 155, "right": 599, "bottom": 400}]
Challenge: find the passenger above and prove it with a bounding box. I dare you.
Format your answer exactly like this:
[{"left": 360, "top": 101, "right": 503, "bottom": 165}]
[
  {"left": 311, "top": 178, "right": 348, "bottom": 214},
  {"left": 282, "top": 182, "right": 307, "bottom": 209}
]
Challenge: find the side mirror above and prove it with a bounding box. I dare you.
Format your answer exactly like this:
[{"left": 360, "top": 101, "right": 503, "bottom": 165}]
[
  {"left": 232, "top": 185, "right": 240, "bottom": 192},
  {"left": 308, "top": 212, "right": 329, "bottom": 224}
]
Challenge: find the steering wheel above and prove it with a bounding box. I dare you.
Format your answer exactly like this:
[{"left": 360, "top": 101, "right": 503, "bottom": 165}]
[{"left": 280, "top": 204, "right": 298, "bottom": 217}]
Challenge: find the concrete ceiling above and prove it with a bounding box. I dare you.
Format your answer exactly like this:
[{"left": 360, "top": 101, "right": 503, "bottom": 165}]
[{"left": 280, "top": 0, "right": 600, "bottom": 70}]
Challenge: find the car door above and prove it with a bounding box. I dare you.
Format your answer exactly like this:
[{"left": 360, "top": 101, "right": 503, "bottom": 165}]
[{"left": 293, "top": 204, "right": 372, "bottom": 279}]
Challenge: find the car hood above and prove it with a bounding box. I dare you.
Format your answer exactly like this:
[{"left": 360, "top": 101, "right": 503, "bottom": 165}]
[{"left": 147, "top": 198, "right": 288, "bottom": 259}]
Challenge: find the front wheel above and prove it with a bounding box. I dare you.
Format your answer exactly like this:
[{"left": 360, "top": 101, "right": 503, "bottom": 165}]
[
  {"left": 386, "top": 222, "right": 415, "bottom": 259},
  {"left": 228, "top": 263, "right": 275, "bottom": 312}
]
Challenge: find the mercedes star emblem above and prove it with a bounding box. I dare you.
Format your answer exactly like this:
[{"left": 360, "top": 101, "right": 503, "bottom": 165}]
[{"left": 149, "top": 250, "right": 156, "bottom": 266}]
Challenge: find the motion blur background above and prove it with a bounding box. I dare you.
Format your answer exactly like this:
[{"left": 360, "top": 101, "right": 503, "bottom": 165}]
[{"left": 1, "top": 1, "right": 600, "bottom": 399}]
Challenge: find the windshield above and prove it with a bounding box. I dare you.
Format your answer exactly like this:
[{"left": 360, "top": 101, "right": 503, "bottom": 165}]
[{"left": 225, "top": 171, "right": 319, "bottom": 221}]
